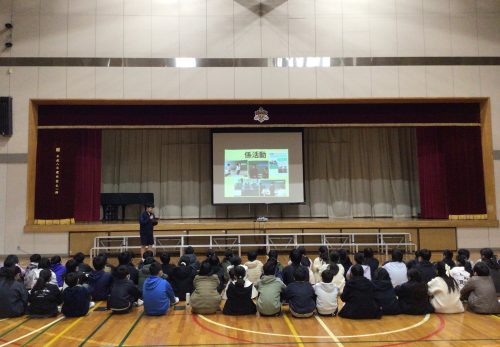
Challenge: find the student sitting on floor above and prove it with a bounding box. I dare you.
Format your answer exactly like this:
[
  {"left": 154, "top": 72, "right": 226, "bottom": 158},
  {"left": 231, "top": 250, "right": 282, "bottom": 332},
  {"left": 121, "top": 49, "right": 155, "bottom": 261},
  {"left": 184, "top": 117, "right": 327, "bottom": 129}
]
[
  {"left": 62, "top": 272, "right": 93, "bottom": 317},
  {"left": 338, "top": 249, "right": 352, "bottom": 276},
  {"left": 24, "top": 254, "right": 41, "bottom": 289},
  {"left": 328, "top": 251, "right": 345, "bottom": 278},
  {"left": 314, "top": 268, "right": 339, "bottom": 316},
  {"left": 312, "top": 248, "right": 330, "bottom": 284},
  {"left": 457, "top": 248, "right": 473, "bottom": 275},
  {"left": 395, "top": 268, "right": 434, "bottom": 315},
  {"left": 50, "top": 255, "right": 66, "bottom": 288},
  {"left": 327, "top": 263, "right": 345, "bottom": 295},
  {"left": 0, "top": 265, "right": 28, "bottom": 318},
  {"left": 363, "top": 248, "right": 379, "bottom": 279},
  {"left": 159, "top": 252, "right": 176, "bottom": 280},
  {"left": 223, "top": 266, "right": 257, "bottom": 316},
  {"left": 184, "top": 246, "right": 201, "bottom": 271},
  {"left": 3, "top": 255, "right": 25, "bottom": 278},
  {"left": 171, "top": 255, "right": 197, "bottom": 301},
  {"left": 442, "top": 250, "right": 456, "bottom": 269},
  {"left": 450, "top": 254, "right": 471, "bottom": 291},
  {"left": 460, "top": 262, "right": 500, "bottom": 314},
  {"left": 428, "top": 261, "right": 464, "bottom": 314},
  {"left": 143, "top": 262, "right": 178, "bottom": 316},
  {"left": 223, "top": 259, "right": 258, "bottom": 300},
  {"left": 372, "top": 268, "right": 400, "bottom": 316},
  {"left": 88, "top": 255, "right": 114, "bottom": 302},
  {"left": 208, "top": 254, "right": 225, "bottom": 293},
  {"left": 31, "top": 258, "right": 58, "bottom": 289},
  {"left": 190, "top": 261, "right": 222, "bottom": 314},
  {"left": 346, "top": 253, "right": 371, "bottom": 280},
  {"left": 28, "top": 269, "right": 62, "bottom": 318},
  {"left": 62, "top": 259, "right": 88, "bottom": 290},
  {"left": 138, "top": 257, "right": 157, "bottom": 294},
  {"left": 138, "top": 250, "right": 154, "bottom": 270},
  {"left": 382, "top": 249, "right": 408, "bottom": 288},
  {"left": 73, "top": 252, "right": 93, "bottom": 274},
  {"left": 255, "top": 259, "right": 286, "bottom": 316},
  {"left": 221, "top": 249, "right": 234, "bottom": 284},
  {"left": 107, "top": 265, "right": 141, "bottom": 314},
  {"left": 479, "top": 248, "right": 500, "bottom": 295},
  {"left": 245, "top": 250, "right": 264, "bottom": 284},
  {"left": 284, "top": 266, "right": 316, "bottom": 318},
  {"left": 415, "top": 249, "right": 437, "bottom": 284},
  {"left": 282, "top": 249, "right": 303, "bottom": 286},
  {"left": 339, "top": 264, "right": 381, "bottom": 319},
  {"left": 267, "top": 250, "right": 284, "bottom": 280},
  {"left": 117, "top": 252, "right": 139, "bottom": 285}
]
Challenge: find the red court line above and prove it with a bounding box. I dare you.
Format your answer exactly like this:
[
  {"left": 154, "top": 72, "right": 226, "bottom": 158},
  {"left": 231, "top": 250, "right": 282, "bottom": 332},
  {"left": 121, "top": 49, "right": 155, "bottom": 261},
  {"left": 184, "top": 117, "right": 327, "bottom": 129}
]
[
  {"left": 193, "top": 313, "right": 447, "bottom": 347},
  {"left": 372, "top": 314, "right": 446, "bottom": 347},
  {"left": 191, "top": 315, "right": 288, "bottom": 347}
]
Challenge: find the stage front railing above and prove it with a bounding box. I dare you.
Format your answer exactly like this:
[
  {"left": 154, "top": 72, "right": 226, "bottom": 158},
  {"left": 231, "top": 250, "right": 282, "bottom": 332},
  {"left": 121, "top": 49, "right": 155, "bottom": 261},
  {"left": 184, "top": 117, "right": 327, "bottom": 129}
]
[{"left": 90, "top": 232, "right": 416, "bottom": 259}]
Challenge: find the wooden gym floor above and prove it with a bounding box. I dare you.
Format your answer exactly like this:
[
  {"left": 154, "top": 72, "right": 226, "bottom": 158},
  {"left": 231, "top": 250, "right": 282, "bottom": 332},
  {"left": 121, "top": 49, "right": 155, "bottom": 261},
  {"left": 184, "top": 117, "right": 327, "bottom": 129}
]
[
  {"left": 0, "top": 301, "right": 499, "bottom": 346},
  {"left": 1, "top": 253, "right": 499, "bottom": 346}
]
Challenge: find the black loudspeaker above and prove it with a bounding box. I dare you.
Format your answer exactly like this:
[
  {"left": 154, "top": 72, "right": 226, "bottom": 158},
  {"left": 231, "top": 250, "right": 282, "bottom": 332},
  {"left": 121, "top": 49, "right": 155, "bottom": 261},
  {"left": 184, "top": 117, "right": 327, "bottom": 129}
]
[{"left": 0, "top": 97, "right": 12, "bottom": 137}]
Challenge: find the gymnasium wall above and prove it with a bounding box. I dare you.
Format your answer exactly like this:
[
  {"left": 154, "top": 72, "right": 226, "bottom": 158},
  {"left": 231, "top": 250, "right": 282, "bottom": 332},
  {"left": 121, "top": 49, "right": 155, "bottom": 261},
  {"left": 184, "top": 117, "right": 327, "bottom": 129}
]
[{"left": 0, "top": 0, "right": 499, "bottom": 255}]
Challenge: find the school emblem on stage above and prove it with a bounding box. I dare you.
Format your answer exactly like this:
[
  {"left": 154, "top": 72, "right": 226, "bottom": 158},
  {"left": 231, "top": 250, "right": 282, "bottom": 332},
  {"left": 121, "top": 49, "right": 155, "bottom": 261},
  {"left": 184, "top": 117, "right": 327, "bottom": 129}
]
[{"left": 254, "top": 107, "right": 269, "bottom": 123}]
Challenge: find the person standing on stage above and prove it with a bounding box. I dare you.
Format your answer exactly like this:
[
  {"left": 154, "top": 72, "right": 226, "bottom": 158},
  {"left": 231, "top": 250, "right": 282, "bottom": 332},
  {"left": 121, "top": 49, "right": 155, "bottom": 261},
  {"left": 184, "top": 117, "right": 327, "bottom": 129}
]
[{"left": 139, "top": 204, "right": 157, "bottom": 258}]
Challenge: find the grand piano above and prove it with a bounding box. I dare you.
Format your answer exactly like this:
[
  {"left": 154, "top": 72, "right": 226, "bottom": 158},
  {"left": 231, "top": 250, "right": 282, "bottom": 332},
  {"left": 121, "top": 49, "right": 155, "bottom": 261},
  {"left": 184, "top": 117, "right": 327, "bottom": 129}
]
[{"left": 101, "top": 193, "right": 154, "bottom": 221}]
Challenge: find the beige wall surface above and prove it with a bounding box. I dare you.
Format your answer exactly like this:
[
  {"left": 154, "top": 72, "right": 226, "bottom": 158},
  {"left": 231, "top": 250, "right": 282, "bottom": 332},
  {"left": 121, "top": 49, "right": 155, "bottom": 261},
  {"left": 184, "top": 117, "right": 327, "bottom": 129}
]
[{"left": 0, "top": 0, "right": 499, "bottom": 255}]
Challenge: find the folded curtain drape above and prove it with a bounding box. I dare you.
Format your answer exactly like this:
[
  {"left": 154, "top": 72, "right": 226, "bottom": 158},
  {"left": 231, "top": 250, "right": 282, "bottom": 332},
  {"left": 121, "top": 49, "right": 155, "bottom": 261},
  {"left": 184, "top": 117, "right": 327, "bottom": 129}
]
[{"left": 101, "top": 128, "right": 420, "bottom": 219}]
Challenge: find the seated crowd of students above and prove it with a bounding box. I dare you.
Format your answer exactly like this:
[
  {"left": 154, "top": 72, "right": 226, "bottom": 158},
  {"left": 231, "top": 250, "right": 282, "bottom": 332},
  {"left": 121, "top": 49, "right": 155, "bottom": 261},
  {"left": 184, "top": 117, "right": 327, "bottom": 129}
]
[{"left": 0, "top": 246, "right": 499, "bottom": 319}]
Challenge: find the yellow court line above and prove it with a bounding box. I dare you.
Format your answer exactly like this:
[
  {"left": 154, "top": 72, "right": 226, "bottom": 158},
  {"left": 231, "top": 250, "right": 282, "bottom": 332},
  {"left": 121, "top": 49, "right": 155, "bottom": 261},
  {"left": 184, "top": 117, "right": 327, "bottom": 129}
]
[
  {"left": 491, "top": 315, "right": 500, "bottom": 321},
  {"left": 197, "top": 313, "right": 430, "bottom": 339},
  {"left": 283, "top": 314, "right": 305, "bottom": 347},
  {"left": 314, "top": 315, "right": 344, "bottom": 347},
  {"left": 44, "top": 302, "right": 102, "bottom": 347}
]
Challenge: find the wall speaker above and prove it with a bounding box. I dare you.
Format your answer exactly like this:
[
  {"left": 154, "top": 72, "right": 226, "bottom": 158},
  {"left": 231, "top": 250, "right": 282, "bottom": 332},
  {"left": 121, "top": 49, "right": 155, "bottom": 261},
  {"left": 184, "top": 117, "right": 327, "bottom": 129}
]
[{"left": 0, "top": 97, "right": 12, "bottom": 137}]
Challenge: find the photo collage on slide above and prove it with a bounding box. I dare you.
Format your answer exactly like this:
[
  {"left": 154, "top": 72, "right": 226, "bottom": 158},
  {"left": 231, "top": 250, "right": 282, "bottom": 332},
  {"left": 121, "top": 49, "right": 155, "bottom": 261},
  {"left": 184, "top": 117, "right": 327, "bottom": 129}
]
[{"left": 224, "top": 150, "right": 289, "bottom": 198}]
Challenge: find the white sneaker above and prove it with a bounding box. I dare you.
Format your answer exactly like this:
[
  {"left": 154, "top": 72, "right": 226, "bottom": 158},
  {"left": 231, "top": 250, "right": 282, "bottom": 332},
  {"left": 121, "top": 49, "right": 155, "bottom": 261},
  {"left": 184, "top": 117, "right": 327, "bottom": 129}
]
[
  {"left": 135, "top": 299, "right": 144, "bottom": 307},
  {"left": 174, "top": 297, "right": 179, "bottom": 304},
  {"left": 89, "top": 301, "right": 95, "bottom": 309}
]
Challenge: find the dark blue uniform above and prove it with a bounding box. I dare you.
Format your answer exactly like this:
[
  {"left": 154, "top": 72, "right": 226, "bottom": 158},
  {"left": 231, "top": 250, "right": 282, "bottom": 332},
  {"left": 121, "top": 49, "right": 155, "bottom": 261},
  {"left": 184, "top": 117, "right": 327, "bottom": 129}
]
[{"left": 139, "top": 210, "right": 155, "bottom": 246}]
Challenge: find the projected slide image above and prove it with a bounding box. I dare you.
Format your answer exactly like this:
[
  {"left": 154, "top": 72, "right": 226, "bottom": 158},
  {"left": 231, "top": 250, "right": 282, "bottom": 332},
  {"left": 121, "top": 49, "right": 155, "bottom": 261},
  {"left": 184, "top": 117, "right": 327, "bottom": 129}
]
[
  {"left": 224, "top": 160, "right": 248, "bottom": 177},
  {"left": 224, "top": 149, "right": 289, "bottom": 198},
  {"left": 259, "top": 180, "right": 286, "bottom": 197}
]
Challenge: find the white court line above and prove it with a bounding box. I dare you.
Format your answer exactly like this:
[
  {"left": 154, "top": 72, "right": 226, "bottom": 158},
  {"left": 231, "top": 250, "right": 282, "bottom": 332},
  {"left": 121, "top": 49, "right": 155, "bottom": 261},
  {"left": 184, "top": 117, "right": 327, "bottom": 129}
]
[
  {"left": 0, "top": 316, "right": 65, "bottom": 347},
  {"left": 197, "top": 313, "right": 430, "bottom": 339},
  {"left": 315, "top": 315, "right": 344, "bottom": 346}
]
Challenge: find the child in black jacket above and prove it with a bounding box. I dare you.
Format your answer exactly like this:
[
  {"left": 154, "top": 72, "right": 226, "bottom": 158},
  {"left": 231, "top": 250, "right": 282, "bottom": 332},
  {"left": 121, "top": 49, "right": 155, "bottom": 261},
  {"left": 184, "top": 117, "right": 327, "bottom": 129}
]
[
  {"left": 284, "top": 266, "right": 316, "bottom": 318},
  {"left": 223, "top": 266, "right": 256, "bottom": 315},
  {"left": 28, "top": 269, "right": 62, "bottom": 317},
  {"left": 108, "top": 266, "right": 140, "bottom": 314},
  {"left": 395, "top": 268, "right": 434, "bottom": 315},
  {"left": 61, "top": 272, "right": 93, "bottom": 317},
  {"left": 339, "top": 264, "right": 381, "bottom": 319},
  {"left": 372, "top": 268, "right": 400, "bottom": 315}
]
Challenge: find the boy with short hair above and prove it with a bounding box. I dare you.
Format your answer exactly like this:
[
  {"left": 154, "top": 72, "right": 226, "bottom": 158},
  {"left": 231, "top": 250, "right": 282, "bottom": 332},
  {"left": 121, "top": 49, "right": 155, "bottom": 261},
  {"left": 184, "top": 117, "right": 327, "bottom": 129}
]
[
  {"left": 143, "top": 262, "right": 179, "bottom": 316},
  {"left": 73, "top": 252, "right": 93, "bottom": 273},
  {"left": 255, "top": 260, "right": 286, "bottom": 316},
  {"left": 313, "top": 269, "right": 339, "bottom": 316},
  {"left": 284, "top": 266, "right": 316, "bottom": 318},
  {"left": 88, "top": 255, "right": 113, "bottom": 301},
  {"left": 108, "top": 265, "right": 141, "bottom": 314},
  {"left": 245, "top": 250, "right": 264, "bottom": 284},
  {"left": 61, "top": 272, "right": 93, "bottom": 317}
]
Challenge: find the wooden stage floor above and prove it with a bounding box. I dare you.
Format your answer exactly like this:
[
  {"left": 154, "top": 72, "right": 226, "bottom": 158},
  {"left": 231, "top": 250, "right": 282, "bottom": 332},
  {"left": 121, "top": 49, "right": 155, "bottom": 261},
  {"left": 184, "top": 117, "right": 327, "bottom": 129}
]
[
  {"left": 0, "top": 302, "right": 499, "bottom": 347},
  {"left": 24, "top": 217, "right": 499, "bottom": 233}
]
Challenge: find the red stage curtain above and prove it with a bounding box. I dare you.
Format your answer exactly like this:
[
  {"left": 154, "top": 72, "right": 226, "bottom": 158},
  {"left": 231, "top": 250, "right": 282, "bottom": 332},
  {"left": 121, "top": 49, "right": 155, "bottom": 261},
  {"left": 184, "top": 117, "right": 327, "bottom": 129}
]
[
  {"left": 416, "top": 127, "right": 486, "bottom": 219},
  {"left": 35, "top": 129, "right": 102, "bottom": 221},
  {"left": 74, "top": 130, "right": 101, "bottom": 221}
]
